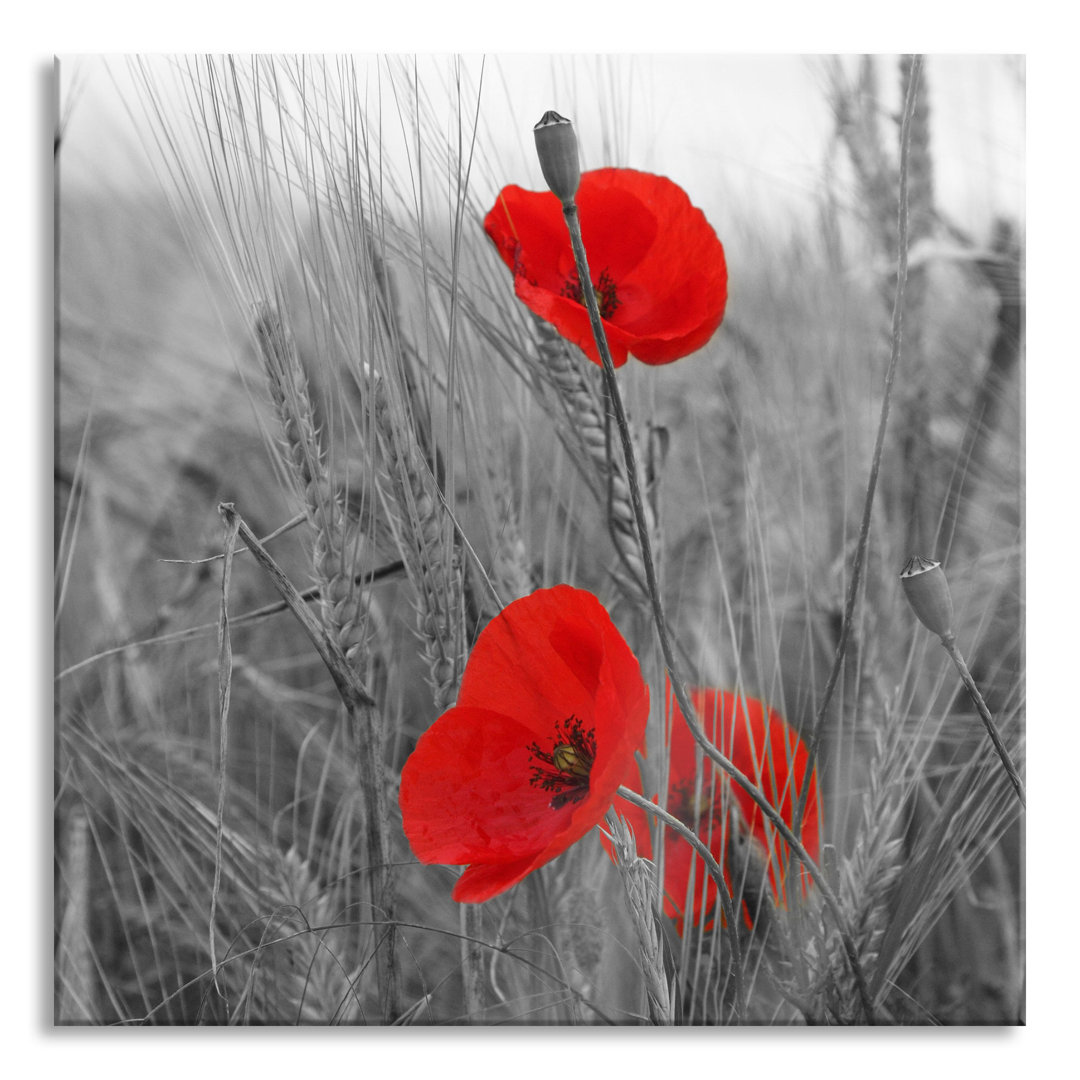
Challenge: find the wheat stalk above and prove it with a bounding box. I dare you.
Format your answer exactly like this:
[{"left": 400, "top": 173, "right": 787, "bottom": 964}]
[
  {"left": 530, "top": 317, "right": 658, "bottom": 601},
  {"left": 896, "top": 54, "right": 936, "bottom": 555},
  {"left": 363, "top": 365, "right": 467, "bottom": 714},
  {"left": 605, "top": 813, "right": 673, "bottom": 1024},
  {"left": 480, "top": 452, "right": 535, "bottom": 612},
  {"left": 803, "top": 715, "right": 905, "bottom": 1022},
  {"left": 254, "top": 305, "right": 372, "bottom": 665},
  {"left": 252, "top": 304, "right": 399, "bottom": 1017},
  {"left": 55, "top": 804, "right": 96, "bottom": 1024}
]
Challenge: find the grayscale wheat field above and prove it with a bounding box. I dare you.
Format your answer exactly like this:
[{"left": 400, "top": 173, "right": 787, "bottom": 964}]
[{"left": 54, "top": 53, "right": 1024, "bottom": 1026}]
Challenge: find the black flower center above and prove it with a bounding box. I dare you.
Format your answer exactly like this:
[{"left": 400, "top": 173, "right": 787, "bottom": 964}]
[
  {"left": 512, "top": 243, "right": 531, "bottom": 282},
  {"left": 528, "top": 715, "right": 597, "bottom": 810},
  {"left": 560, "top": 267, "right": 620, "bottom": 320}
]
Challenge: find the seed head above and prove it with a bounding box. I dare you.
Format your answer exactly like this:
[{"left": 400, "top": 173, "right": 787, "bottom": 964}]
[
  {"left": 900, "top": 555, "right": 955, "bottom": 638},
  {"left": 534, "top": 110, "right": 580, "bottom": 204}
]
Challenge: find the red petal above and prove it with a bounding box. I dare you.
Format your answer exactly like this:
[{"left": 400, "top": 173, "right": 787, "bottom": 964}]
[
  {"left": 573, "top": 175, "right": 659, "bottom": 281},
  {"left": 399, "top": 706, "right": 576, "bottom": 866},
  {"left": 688, "top": 688, "right": 820, "bottom": 905},
  {"left": 484, "top": 168, "right": 727, "bottom": 368},
  {"left": 452, "top": 855, "right": 542, "bottom": 904},
  {"left": 485, "top": 185, "right": 570, "bottom": 294},
  {"left": 457, "top": 585, "right": 647, "bottom": 749},
  {"left": 513, "top": 278, "right": 633, "bottom": 367},
  {"left": 609, "top": 683, "right": 820, "bottom": 933},
  {"left": 611, "top": 783, "right": 732, "bottom": 927},
  {"left": 399, "top": 586, "right": 650, "bottom": 903},
  {"left": 656, "top": 817, "right": 731, "bottom": 927}
]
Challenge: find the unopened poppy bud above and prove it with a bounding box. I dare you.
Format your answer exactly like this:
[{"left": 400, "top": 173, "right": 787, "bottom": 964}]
[
  {"left": 900, "top": 555, "right": 955, "bottom": 638},
  {"left": 534, "top": 110, "right": 580, "bottom": 204}
]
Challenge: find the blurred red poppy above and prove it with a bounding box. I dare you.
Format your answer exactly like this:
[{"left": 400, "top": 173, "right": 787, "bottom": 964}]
[
  {"left": 399, "top": 585, "right": 649, "bottom": 903},
  {"left": 610, "top": 685, "right": 820, "bottom": 932},
  {"left": 484, "top": 168, "right": 728, "bottom": 368}
]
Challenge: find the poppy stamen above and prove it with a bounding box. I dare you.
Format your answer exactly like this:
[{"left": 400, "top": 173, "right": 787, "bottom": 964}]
[
  {"left": 560, "top": 267, "right": 620, "bottom": 321},
  {"left": 528, "top": 715, "right": 597, "bottom": 810}
]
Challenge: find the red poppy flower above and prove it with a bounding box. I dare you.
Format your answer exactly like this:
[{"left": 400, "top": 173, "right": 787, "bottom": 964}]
[
  {"left": 399, "top": 585, "right": 649, "bottom": 903},
  {"left": 484, "top": 168, "right": 728, "bottom": 368},
  {"left": 610, "top": 685, "right": 820, "bottom": 932}
]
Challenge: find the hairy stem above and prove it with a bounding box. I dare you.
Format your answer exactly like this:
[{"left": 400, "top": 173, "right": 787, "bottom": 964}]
[{"left": 941, "top": 633, "right": 1026, "bottom": 807}]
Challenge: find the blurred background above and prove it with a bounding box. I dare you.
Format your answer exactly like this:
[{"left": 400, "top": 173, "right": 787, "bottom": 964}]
[{"left": 60, "top": 55, "right": 1023, "bottom": 234}]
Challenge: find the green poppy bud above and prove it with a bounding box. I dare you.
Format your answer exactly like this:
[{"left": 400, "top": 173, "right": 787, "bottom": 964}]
[
  {"left": 534, "top": 110, "right": 580, "bottom": 204},
  {"left": 900, "top": 555, "right": 955, "bottom": 638}
]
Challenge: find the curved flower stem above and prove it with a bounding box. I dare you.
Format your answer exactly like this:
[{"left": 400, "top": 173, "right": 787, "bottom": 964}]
[
  {"left": 790, "top": 55, "right": 922, "bottom": 848},
  {"left": 560, "top": 204, "right": 876, "bottom": 1024},
  {"left": 459, "top": 906, "right": 486, "bottom": 1018},
  {"left": 940, "top": 632, "right": 1026, "bottom": 807},
  {"left": 615, "top": 786, "right": 745, "bottom": 1019}
]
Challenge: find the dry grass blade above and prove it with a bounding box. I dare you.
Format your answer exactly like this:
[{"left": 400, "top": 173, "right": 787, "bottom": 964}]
[
  {"left": 793, "top": 54, "right": 924, "bottom": 840},
  {"left": 605, "top": 813, "right": 672, "bottom": 1024},
  {"left": 209, "top": 507, "right": 240, "bottom": 991},
  {"left": 365, "top": 360, "right": 467, "bottom": 713},
  {"left": 55, "top": 807, "right": 96, "bottom": 1023},
  {"left": 868, "top": 745, "right": 1021, "bottom": 1006},
  {"left": 616, "top": 786, "right": 745, "bottom": 1018},
  {"left": 529, "top": 318, "right": 657, "bottom": 601},
  {"left": 55, "top": 556, "right": 406, "bottom": 683},
  {"left": 217, "top": 504, "right": 374, "bottom": 711}
]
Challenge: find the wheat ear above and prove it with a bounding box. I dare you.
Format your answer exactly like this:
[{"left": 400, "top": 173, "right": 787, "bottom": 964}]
[
  {"left": 253, "top": 304, "right": 399, "bottom": 1017},
  {"left": 482, "top": 454, "right": 535, "bottom": 612},
  {"left": 254, "top": 305, "right": 371, "bottom": 664},
  {"left": 366, "top": 366, "right": 467, "bottom": 713},
  {"left": 605, "top": 813, "right": 673, "bottom": 1025},
  {"left": 358, "top": 238, "right": 489, "bottom": 1012},
  {"left": 804, "top": 717, "right": 904, "bottom": 1021},
  {"left": 531, "top": 317, "right": 658, "bottom": 600}
]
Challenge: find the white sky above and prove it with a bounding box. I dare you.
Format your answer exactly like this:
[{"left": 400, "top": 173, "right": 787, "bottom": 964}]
[{"left": 59, "top": 53, "right": 1024, "bottom": 242}]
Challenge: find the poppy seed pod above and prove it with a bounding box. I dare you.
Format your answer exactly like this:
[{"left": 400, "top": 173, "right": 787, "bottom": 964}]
[
  {"left": 900, "top": 555, "right": 955, "bottom": 638},
  {"left": 533, "top": 110, "right": 580, "bottom": 204}
]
